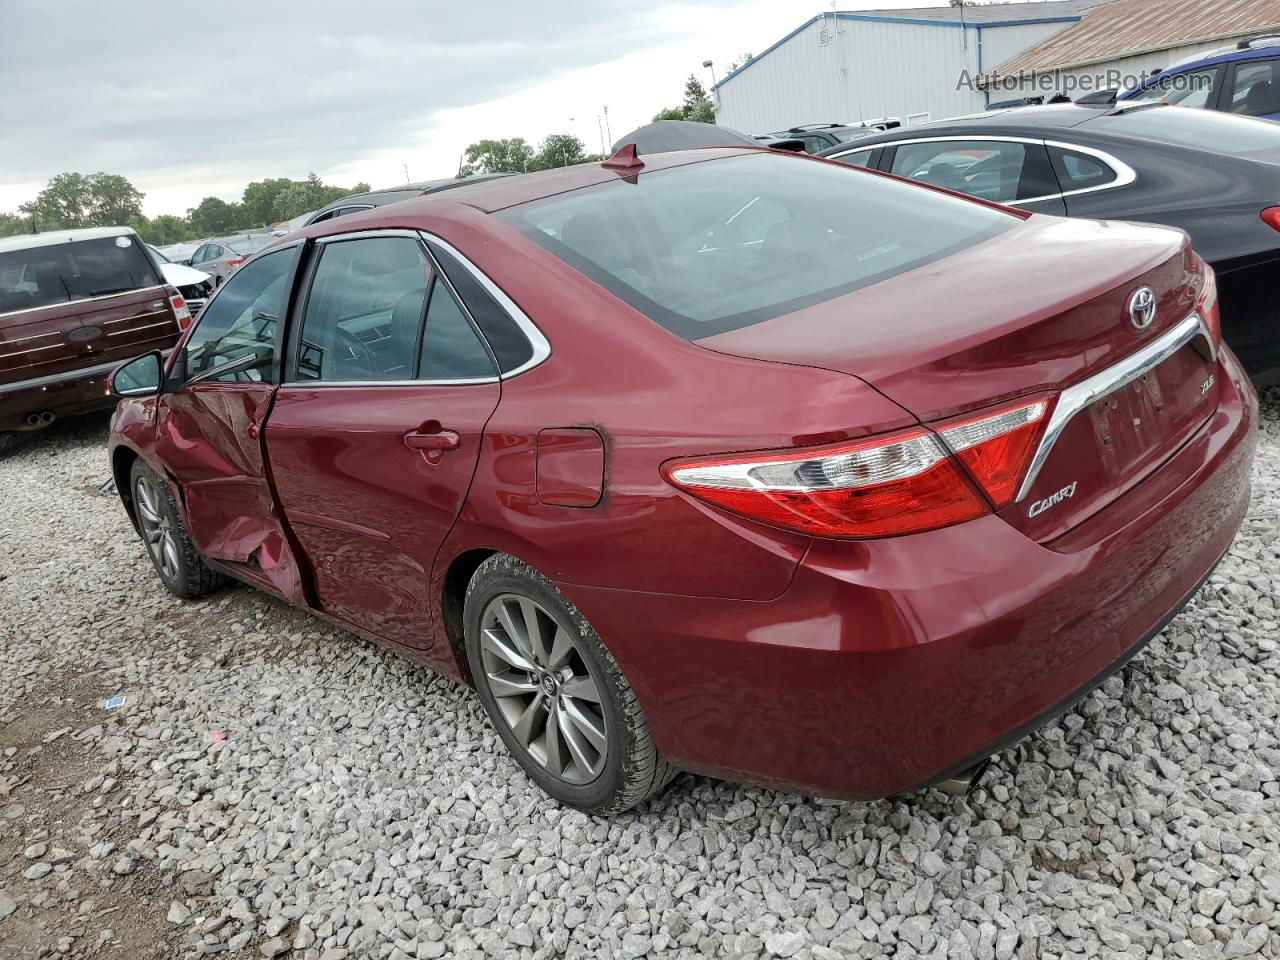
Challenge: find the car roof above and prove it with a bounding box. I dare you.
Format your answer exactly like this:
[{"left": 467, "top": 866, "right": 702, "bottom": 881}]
[
  {"left": 312, "top": 174, "right": 516, "bottom": 216},
  {"left": 0, "top": 225, "right": 135, "bottom": 254},
  {"left": 1156, "top": 37, "right": 1280, "bottom": 74}
]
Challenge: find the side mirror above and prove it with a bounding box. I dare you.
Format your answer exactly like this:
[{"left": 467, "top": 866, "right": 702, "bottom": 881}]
[{"left": 110, "top": 351, "right": 164, "bottom": 399}]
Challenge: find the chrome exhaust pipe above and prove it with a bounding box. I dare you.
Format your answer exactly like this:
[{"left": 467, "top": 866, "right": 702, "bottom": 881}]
[
  {"left": 935, "top": 757, "right": 993, "bottom": 797},
  {"left": 19, "top": 411, "right": 56, "bottom": 431}
]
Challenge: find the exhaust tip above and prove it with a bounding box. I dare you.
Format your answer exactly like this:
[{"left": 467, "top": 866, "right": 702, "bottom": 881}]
[
  {"left": 935, "top": 757, "right": 993, "bottom": 797},
  {"left": 19, "top": 411, "right": 56, "bottom": 431}
]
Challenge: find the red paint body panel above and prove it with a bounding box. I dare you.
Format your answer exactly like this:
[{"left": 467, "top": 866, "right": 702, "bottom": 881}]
[
  {"left": 106, "top": 148, "right": 1260, "bottom": 800},
  {"left": 265, "top": 383, "right": 501, "bottom": 647},
  {"left": 536, "top": 428, "right": 605, "bottom": 507}
]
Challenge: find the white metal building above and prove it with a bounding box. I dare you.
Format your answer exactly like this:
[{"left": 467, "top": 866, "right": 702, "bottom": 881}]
[{"left": 713, "top": 2, "right": 1104, "bottom": 135}]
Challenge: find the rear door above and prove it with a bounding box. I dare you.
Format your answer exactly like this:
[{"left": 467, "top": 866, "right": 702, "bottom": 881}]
[
  {"left": 265, "top": 231, "right": 501, "bottom": 647},
  {"left": 0, "top": 234, "right": 177, "bottom": 388},
  {"left": 884, "top": 138, "right": 1067, "bottom": 215},
  {"left": 153, "top": 243, "right": 309, "bottom": 603}
]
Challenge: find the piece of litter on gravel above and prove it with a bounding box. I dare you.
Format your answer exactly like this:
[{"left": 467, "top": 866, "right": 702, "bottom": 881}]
[
  {"left": 210, "top": 730, "right": 227, "bottom": 743},
  {"left": 103, "top": 695, "right": 126, "bottom": 709},
  {"left": 98, "top": 478, "right": 117, "bottom": 496}
]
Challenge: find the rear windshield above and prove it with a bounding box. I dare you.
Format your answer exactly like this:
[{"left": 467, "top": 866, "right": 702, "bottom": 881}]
[
  {"left": 1095, "top": 105, "right": 1280, "bottom": 156},
  {"left": 496, "top": 152, "right": 1014, "bottom": 339},
  {"left": 0, "top": 235, "right": 158, "bottom": 315},
  {"left": 225, "top": 235, "right": 275, "bottom": 255}
]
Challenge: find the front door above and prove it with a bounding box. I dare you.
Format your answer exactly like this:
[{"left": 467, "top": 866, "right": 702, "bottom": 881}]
[
  {"left": 264, "top": 233, "right": 502, "bottom": 647},
  {"left": 155, "top": 243, "right": 309, "bottom": 604}
]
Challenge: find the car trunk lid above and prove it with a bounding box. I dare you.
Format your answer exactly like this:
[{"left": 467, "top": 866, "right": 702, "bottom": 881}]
[{"left": 699, "top": 216, "right": 1219, "bottom": 540}]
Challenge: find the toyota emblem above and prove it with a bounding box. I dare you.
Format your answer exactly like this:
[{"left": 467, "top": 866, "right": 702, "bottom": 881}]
[{"left": 1128, "top": 287, "right": 1157, "bottom": 330}]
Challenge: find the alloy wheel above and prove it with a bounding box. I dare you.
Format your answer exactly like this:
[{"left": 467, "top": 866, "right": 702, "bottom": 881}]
[
  {"left": 134, "top": 474, "right": 181, "bottom": 583},
  {"left": 479, "top": 594, "right": 608, "bottom": 784}
]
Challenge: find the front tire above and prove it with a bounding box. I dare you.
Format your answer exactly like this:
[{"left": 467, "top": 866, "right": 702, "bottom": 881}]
[
  {"left": 129, "top": 459, "right": 225, "bottom": 599},
  {"left": 464, "top": 554, "right": 676, "bottom": 814}
]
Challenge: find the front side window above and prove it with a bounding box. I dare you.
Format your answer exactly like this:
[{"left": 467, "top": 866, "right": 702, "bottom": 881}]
[
  {"left": 1229, "top": 60, "right": 1280, "bottom": 116},
  {"left": 295, "top": 236, "right": 430, "bottom": 382},
  {"left": 0, "top": 235, "right": 158, "bottom": 315},
  {"left": 183, "top": 247, "right": 293, "bottom": 383},
  {"left": 497, "top": 152, "right": 1014, "bottom": 340},
  {"left": 1129, "top": 67, "right": 1219, "bottom": 109},
  {"left": 890, "top": 140, "right": 1033, "bottom": 203}
]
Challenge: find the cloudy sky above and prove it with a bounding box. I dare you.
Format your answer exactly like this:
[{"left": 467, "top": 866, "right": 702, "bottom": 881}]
[{"left": 1, "top": 0, "right": 941, "bottom": 218}]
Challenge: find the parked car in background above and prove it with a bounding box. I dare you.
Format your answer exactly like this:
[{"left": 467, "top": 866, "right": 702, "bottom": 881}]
[
  {"left": 109, "top": 145, "right": 1254, "bottom": 812},
  {"left": 1120, "top": 35, "right": 1280, "bottom": 121},
  {"left": 755, "top": 119, "right": 902, "bottom": 153},
  {"left": 302, "top": 174, "right": 515, "bottom": 226},
  {"left": 157, "top": 241, "right": 201, "bottom": 265},
  {"left": 0, "top": 227, "right": 190, "bottom": 446},
  {"left": 146, "top": 244, "right": 215, "bottom": 315},
  {"left": 819, "top": 102, "right": 1280, "bottom": 383},
  {"left": 189, "top": 234, "right": 276, "bottom": 286}
]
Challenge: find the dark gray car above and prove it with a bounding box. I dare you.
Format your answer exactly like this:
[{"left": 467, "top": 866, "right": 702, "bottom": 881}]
[{"left": 303, "top": 175, "right": 514, "bottom": 227}]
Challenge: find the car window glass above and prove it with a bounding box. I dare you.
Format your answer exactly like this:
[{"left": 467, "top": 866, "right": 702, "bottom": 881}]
[
  {"left": 1096, "top": 105, "right": 1280, "bottom": 156},
  {"left": 0, "top": 235, "right": 157, "bottom": 314},
  {"left": 419, "top": 280, "right": 497, "bottom": 380},
  {"left": 191, "top": 245, "right": 208, "bottom": 262},
  {"left": 835, "top": 149, "right": 874, "bottom": 168},
  {"left": 295, "top": 236, "right": 429, "bottom": 382},
  {"left": 1051, "top": 148, "right": 1119, "bottom": 190},
  {"left": 497, "top": 152, "right": 1013, "bottom": 340},
  {"left": 891, "top": 140, "right": 1027, "bottom": 203},
  {"left": 1129, "top": 68, "right": 1217, "bottom": 109},
  {"left": 1229, "top": 60, "right": 1280, "bottom": 116},
  {"left": 183, "top": 248, "right": 293, "bottom": 383}
]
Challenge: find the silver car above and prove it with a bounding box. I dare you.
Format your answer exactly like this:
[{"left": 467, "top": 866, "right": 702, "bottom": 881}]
[{"left": 188, "top": 234, "right": 275, "bottom": 286}]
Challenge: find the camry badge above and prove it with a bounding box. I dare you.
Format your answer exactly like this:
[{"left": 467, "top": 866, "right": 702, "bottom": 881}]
[{"left": 1128, "top": 287, "right": 1157, "bottom": 330}]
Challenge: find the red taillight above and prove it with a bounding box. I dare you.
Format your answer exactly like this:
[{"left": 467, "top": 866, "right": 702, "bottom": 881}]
[
  {"left": 225, "top": 257, "right": 245, "bottom": 269},
  {"left": 665, "top": 399, "right": 1049, "bottom": 539},
  {"left": 169, "top": 293, "right": 192, "bottom": 330},
  {"left": 1262, "top": 207, "right": 1280, "bottom": 233},
  {"left": 935, "top": 398, "right": 1049, "bottom": 508}
]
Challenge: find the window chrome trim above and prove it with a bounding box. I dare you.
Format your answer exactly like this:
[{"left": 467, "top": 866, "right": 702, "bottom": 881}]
[
  {"left": 289, "top": 226, "right": 550, "bottom": 381},
  {"left": 825, "top": 135, "right": 1137, "bottom": 206},
  {"left": 1015, "top": 312, "right": 1216, "bottom": 503},
  {"left": 0, "top": 284, "right": 166, "bottom": 320}
]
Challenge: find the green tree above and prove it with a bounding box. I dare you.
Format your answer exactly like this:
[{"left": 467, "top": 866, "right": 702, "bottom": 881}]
[
  {"left": 187, "top": 196, "right": 238, "bottom": 235},
  {"left": 19, "top": 172, "right": 94, "bottom": 228},
  {"left": 86, "top": 173, "right": 145, "bottom": 226},
  {"left": 0, "top": 212, "right": 32, "bottom": 238},
  {"left": 653, "top": 73, "right": 716, "bottom": 125},
  {"left": 133, "top": 214, "right": 192, "bottom": 245},
  {"left": 534, "top": 134, "right": 589, "bottom": 170},
  {"left": 652, "top": 106, "right": 686, "bottom": 122},
  {"left": 241, "top": 177, "right": 296, "bottom": 228},
  {"left": 460, "top": 138, "right": 537, "bottom": 176}
]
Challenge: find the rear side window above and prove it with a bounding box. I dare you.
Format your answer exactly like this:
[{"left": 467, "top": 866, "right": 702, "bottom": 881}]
[
  {"left": 427, "top": 241, "right": 533, "bottom": 374},
  {"left": 295, "top": 237, "right": 430, "bottom": 382},
  {"left": 496, "top": 152, "right": 1014, "bottom": 339},
  {"left": 419, "top": 281, "right": 497, "bottom": 380},
  {"left": 0, "top": 235, "right": 158, "bottom": 315},
  {"left": 889, "top": 140, "right": 1057, "bottom": 204},
  {"left": 1050, "top": 148, "right": 1119, "bottom": 190},
  {"left": 1229, "top": 60, "right": 1280, "bottom": 116},
  {"left": 1096, "top": 105, "right": 1280, "bottom": 156},
  {"left": 835, "top": 149, "right": 875, "bottom": 168}
]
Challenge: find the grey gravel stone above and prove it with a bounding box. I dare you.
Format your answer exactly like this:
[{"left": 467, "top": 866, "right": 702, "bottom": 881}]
[
  {"left": 21, "top": 864, "right": 51, "bottom": 881},
  {"left": 5, "top": 395, "right": 1280, "bottom": 960}
]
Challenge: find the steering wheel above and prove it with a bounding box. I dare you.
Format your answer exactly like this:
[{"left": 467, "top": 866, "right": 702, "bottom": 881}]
[{"left": 334, "top": 328, "right": 375, "bottom": 375}]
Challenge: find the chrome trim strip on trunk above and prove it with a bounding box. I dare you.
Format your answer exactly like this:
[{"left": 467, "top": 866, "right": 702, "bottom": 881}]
[
  {"left": 1015, "top": 313, "right": 1216, "bottom": 503},
  {"left": 0, "top": 285, "right": 166, "bottom": 320}
]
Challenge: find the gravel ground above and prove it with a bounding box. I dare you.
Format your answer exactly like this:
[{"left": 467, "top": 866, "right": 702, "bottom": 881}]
[{"left": 1, "top": 392, "right": 1279, "bottom": 960}]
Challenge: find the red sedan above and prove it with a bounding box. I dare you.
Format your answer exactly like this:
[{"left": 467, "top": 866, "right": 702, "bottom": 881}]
[{"left": 107, "top": 146, "right": 1257, "bottom": 813}]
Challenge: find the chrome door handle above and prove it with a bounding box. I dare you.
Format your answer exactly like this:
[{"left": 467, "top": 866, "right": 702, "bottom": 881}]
[{"left": 404, "top": 429, "right": 460, "bottom": 451}]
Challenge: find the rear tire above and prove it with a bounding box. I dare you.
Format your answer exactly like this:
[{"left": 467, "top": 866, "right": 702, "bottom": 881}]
[
  {"left": 129, "top": 459, "right": 225, "bottom": 599},
  {"left": 464, "top": 554, "right": 676, "bottom": 814}
]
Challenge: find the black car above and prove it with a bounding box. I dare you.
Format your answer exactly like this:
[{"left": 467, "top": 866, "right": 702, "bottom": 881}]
[
  {"left": 304, "top": 174, "right": 514, "bottom": 226},
  {"left": 756, "top": 120, "right": 901, "bottom": 154},
  {"left": 818, "top": 103, "right": 1280, "bottom": 383}
]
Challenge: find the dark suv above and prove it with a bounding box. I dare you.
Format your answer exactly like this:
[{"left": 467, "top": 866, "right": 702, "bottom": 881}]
[{"left": 0, "top": 227, "right": 190, "bottom": 443}]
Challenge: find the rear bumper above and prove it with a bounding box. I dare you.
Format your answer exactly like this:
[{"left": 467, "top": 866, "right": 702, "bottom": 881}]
[
  {"left": 562, "top": 346, "right": 1258, "bottom": 800},
  {"left": 0, "top": 352, "right": 170, "bottom": 432}
]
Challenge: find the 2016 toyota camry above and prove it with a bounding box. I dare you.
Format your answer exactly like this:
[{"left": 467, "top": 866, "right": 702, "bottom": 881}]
[{"left": 107, "top": 145, "right": 1257, "bottom": 813}]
